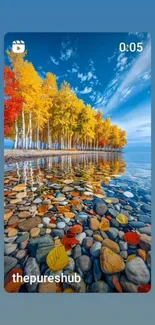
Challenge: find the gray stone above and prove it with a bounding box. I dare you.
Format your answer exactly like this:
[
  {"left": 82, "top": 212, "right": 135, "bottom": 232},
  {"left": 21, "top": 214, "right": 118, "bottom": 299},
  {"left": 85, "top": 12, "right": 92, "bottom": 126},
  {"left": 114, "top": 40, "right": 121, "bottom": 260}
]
[
  {"left": 16, "top": 232, "right": 29, "bottom": 244},
  {"left": 63, "top": 272, "right": 86, "bottom": 293},
  {"left": 75, "top": 212, "right": 88, "bottom": 222},
  {"left": 16, "top": 249, "right": 27, "bottom": 259},
  {"left": 90, "top": 242, "right": 102, "bottom": 257},
  {"left": 4, "top": 243, "right": 17, "bottom": 255},
  {"left": 138, "top": 215, "right": 151, "bottom": 224},
  {"left": 124, "top": 205, "right": 133, "bottom": 212},
  {"left": 120, "top": 251, "right": 128, "bottom": 259},
  {"left": 33, "top": 198, "right": 42, "bottom": 204},
  {"left": 51, "top": 229, "right": 64, "bottom": 239},
  {"left": 139, "top": 226, "right": 151, "bottom": 236},
  {"left": 36, "top": 245, "right": 53, "bottom": 263},
  {"left": 147, "top": 251, "right": 151, "bottom": 269},
  {"left": 76, "top": 232, "right": 86, "bottom": 244},
  {"left": 119, "top": 240, "right": 128, "bottom": 251},
  {"left": 118, "top": 231, "right": 124, "bottom": 239},
  {"left": 37, "top": 235, "right": 54, "bottom": 248},
  {"left": 139, "top": 234, "right": 151, "bottom": 252},
  {"left": 141, "top": 204, "right": 151, "bottom": 213},
  {"left": 107, "top": 227, "right": 118, "bottom": 240},
  {"left": 120, "top": 209, "right": 130, "bottom": 217},
  {"left": 4, "top": 256, "right": 18, "bottom": 276},
  {"left": 24, "top": 257, "right": 41, "bottom": 292},
  {"left": 56, "top": 221, "right": 66, "bottom": 229},
  {"left": 125, "top": 257, "right": 150, "bottom": 285},
  {"left": 108, "top": 208, "right": 119, "bottom": 218},
  {"left": 85, "top": 229, "right": 93, "bottom": 237},
  {"left": 76, "top": 255, "right": 92, "bottom": 272},
  {"left": 83, "top": 237, "right": 94, "bottom": 248},
  {"left": 73, "top": 245, "right": 82, "bottom": 259},
  {"left": 100, "top": 231, "right": 109, "bottom": 240},
  {"left": 94, "top": 201, "right": 107, "bottom": 216},
  {"left": 120, "top": 275, "right": 138, "bottom": 293},
  {"left": 129, "top": 221, "right": 146, "bottom": 228},
  {"left": 110, "top": 218, "right": 119, "bottom": 228}
]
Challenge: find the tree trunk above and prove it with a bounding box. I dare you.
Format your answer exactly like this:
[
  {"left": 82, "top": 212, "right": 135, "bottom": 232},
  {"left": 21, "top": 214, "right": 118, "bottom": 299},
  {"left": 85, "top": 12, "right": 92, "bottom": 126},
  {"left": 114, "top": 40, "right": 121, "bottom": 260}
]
[
  {"left": 47, "top": 119, "right": 52, "bottom": 149},
  {"left": 29, "top": 112, "right": 32, "bottom": 149},
  {"left": 14, "top": 119, "right": 18, "bottom": 149},
  {"left": 22, "top": 108, "right": 25, "bottom": 149},
  {"left": 37, "top": 124, "right": 40, "bottom": 149}
]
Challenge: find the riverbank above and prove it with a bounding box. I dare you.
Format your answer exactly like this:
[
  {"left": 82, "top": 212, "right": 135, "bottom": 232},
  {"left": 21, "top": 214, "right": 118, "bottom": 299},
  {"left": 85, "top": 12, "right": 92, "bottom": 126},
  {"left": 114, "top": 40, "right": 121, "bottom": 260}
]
[{"left": 4, "top": 149, "right": 121, "bottom": 163}]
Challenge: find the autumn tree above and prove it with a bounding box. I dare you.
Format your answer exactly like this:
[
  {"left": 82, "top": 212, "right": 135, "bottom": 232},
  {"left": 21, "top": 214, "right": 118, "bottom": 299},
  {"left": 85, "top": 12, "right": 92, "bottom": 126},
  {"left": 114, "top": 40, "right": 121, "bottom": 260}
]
[
  {"left": 42, "top": 73, "right": 58, "bottom": 149},
  {"left": 4, "top": 50, "right": 127, "bottom": 151},
  {"left": 4, "top": 66, "right": 23, "bottom": 147}
]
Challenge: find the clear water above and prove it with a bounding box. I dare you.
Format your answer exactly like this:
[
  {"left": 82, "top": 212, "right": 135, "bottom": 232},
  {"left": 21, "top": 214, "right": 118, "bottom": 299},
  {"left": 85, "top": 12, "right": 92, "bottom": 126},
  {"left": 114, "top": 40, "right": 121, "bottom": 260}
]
[{"left": 4, "top": 151, "right": 151, "bottom": 193}]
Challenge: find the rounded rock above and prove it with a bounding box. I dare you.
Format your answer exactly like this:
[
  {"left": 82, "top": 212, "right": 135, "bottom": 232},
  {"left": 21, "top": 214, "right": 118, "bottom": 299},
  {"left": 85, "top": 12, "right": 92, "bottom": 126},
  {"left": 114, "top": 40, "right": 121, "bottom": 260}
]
[
  {"left": 57, "top": 222, "right": 66, "bottom": 229},
  {"left": 125, "top": 257, "right": 150, "bottom": 285},
  {"left": 102, "top": 239, "right": 120, "bottom": 254},
  {"left": 89, "top": 218, "right": 100, "bottom": 231},
  {"left": 90, "top": 242, "right": 102, "bottom": 257},
  {"left": 100, "top": 247, "right": 125, "bottom": 274},
  {"left": 76, "top": 255, "right": 92, "bottom": 272}
]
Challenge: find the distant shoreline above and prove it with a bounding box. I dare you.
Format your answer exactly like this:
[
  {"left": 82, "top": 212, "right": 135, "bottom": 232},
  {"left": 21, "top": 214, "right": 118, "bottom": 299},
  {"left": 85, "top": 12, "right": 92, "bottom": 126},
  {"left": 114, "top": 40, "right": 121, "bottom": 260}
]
[{"left": 4, "top": 149, "right": 122, "bottom": 163}]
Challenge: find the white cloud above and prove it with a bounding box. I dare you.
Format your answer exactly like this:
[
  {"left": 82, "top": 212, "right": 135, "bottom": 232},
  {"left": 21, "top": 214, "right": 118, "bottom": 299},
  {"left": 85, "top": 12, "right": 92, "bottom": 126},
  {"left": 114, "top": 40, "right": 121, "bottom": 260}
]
[
  {"left": 121, "top": 86, "right": 134, "bottom": 99},
  {"left": 60, "top": 40, "right": 76, "bottom": 61},
  {"left": 87, "top": 71, "right": 93, "bottom": 80},
  {"left": 100, "top": 40, "right": 151, "bottom": 113},
  {"left": 50, "top": 56, "right": 59, "bottom": 65},
  {"left": 79, "top": 87, "right": 92, "bottom": 94},
  {"left": 77, "top": 73, "right": 87, "bottom": 82},
  {"left": 128, "top": 32, "right": 146, "bottom": 39},
  {"left": 72, "top": 86, "right": 79, "bottom": 94},
  {"left": 108, "top": 50, "right": 117, "bottom": 63},
  {"left": 72, "top": 68, "right": 78, "bottom": 73},
  {"left": 77, "top": 69, "right": 98, "bottom": 84},
  {"left": 143, "top": 72, "right": 151, "bottom": 81},
  {"left": 89, "top": 59, "right": 95, "bottom": 72},
  {"left": 60, "top": 48, "right": 74, "bottom": 61},
  {"left": 38, "top": 70, "right": 46, "bottom": 79},
  {"left": 115, "top": 52, "right": 129, "bottom": 74},
  {"left": 112, "top": 102, "right": 151, "bottom": 144}
]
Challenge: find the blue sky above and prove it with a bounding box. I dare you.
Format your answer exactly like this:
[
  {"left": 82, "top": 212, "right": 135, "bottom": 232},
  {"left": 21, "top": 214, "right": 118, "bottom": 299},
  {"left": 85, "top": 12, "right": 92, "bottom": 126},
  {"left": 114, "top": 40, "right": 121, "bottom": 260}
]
[{"left": 4, "top": 32, "right": 151, "bottom": 148}]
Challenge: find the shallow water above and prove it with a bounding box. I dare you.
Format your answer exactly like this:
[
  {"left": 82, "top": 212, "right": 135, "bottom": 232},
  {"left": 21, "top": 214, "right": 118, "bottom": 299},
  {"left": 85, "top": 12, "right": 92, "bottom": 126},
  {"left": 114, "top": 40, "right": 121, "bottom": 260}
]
[
  {"left": 4, "top": 151, "right": 151, "bottom": 293},
  {"left": 4, "top": 151, "right": 151, "bottom": 191}
]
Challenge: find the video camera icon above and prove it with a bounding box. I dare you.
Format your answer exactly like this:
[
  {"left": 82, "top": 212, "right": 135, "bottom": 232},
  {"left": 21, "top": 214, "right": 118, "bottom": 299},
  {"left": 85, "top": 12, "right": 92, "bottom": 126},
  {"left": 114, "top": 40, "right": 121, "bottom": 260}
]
[{"left": 12, "top": 40, "right": 25, "bottom": 53}]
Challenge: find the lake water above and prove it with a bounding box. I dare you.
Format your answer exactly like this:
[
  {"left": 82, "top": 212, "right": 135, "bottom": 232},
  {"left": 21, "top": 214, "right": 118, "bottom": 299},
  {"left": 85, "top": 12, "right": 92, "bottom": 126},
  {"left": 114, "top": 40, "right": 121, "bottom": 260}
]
[
  {"left": 4, "top": 150, "right": 151, "bottom": 293},
  {"left": 4, "top": 150, "right": 151, "bottom": 191}
]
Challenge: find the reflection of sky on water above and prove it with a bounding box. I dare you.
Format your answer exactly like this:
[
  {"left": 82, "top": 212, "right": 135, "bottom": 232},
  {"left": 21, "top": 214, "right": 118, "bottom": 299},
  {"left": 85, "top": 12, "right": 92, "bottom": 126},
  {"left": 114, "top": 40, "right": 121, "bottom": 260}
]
[
  {"left": 4, "top": 151, "right": 151, "bottom": 190},
  {"left": 122, "top": 151, "right": 151, "bottom": 188}
]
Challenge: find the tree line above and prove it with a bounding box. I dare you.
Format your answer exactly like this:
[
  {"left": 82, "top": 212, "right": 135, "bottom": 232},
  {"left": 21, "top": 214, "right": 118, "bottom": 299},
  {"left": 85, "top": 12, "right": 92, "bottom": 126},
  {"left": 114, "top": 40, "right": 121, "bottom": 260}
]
[{"left": 4, "top": 51, "right": 127, "bottom": 151}]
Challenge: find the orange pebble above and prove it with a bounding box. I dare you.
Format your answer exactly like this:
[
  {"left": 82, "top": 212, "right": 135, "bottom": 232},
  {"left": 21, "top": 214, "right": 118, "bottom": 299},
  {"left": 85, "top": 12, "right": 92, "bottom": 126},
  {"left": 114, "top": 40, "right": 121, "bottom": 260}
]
[
  {"left": 112, "top": 275, "right": 123, "bottom": 293},
  {"left": 138, "top": 249, "right": 147, "bottom": 261},
  {"left": 106, "top": 216, "right": 112, "bottom": 221}
]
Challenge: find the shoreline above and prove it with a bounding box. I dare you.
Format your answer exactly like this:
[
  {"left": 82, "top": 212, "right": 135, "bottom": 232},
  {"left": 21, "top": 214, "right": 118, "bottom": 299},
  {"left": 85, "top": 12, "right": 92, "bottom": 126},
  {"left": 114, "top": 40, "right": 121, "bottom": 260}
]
[{"left": 4, "top": 149, "right": 122, "bottom": 163}]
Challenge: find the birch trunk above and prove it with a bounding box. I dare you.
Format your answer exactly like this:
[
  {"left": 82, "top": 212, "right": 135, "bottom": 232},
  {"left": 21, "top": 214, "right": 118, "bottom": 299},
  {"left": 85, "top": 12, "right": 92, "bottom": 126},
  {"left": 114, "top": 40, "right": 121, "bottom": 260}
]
[
  {"left": 37, "top": 124, "right": 40, "bottom": 149},
  {"left": 14, "top": 119, "right": 18, "bottom": 149},
  {"left": 47, "top": 119, "right": 52, "bottom": 149},
  {"left": 29, "top": 112, "right": 32, "bottom": 149},
  {"left": 22, "top": 108, "right": 25, "bottom": 149}
]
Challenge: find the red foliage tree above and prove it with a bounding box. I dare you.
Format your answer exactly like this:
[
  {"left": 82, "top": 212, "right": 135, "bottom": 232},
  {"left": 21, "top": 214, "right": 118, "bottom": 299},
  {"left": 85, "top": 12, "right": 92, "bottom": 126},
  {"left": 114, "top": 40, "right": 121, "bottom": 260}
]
[
  {"left": 4, "top": 66, "right": 23, "bottom": 136},
  {"left": 99, "top": 139, "right": 106, "bottom": 148}
]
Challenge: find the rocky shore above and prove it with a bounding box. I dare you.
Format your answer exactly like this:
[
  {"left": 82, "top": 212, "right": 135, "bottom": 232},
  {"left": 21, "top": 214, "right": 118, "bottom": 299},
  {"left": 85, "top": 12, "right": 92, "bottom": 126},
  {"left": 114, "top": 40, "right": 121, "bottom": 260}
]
[{"left": 4, "top": 160, "right": 151, "bottom": 293}]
